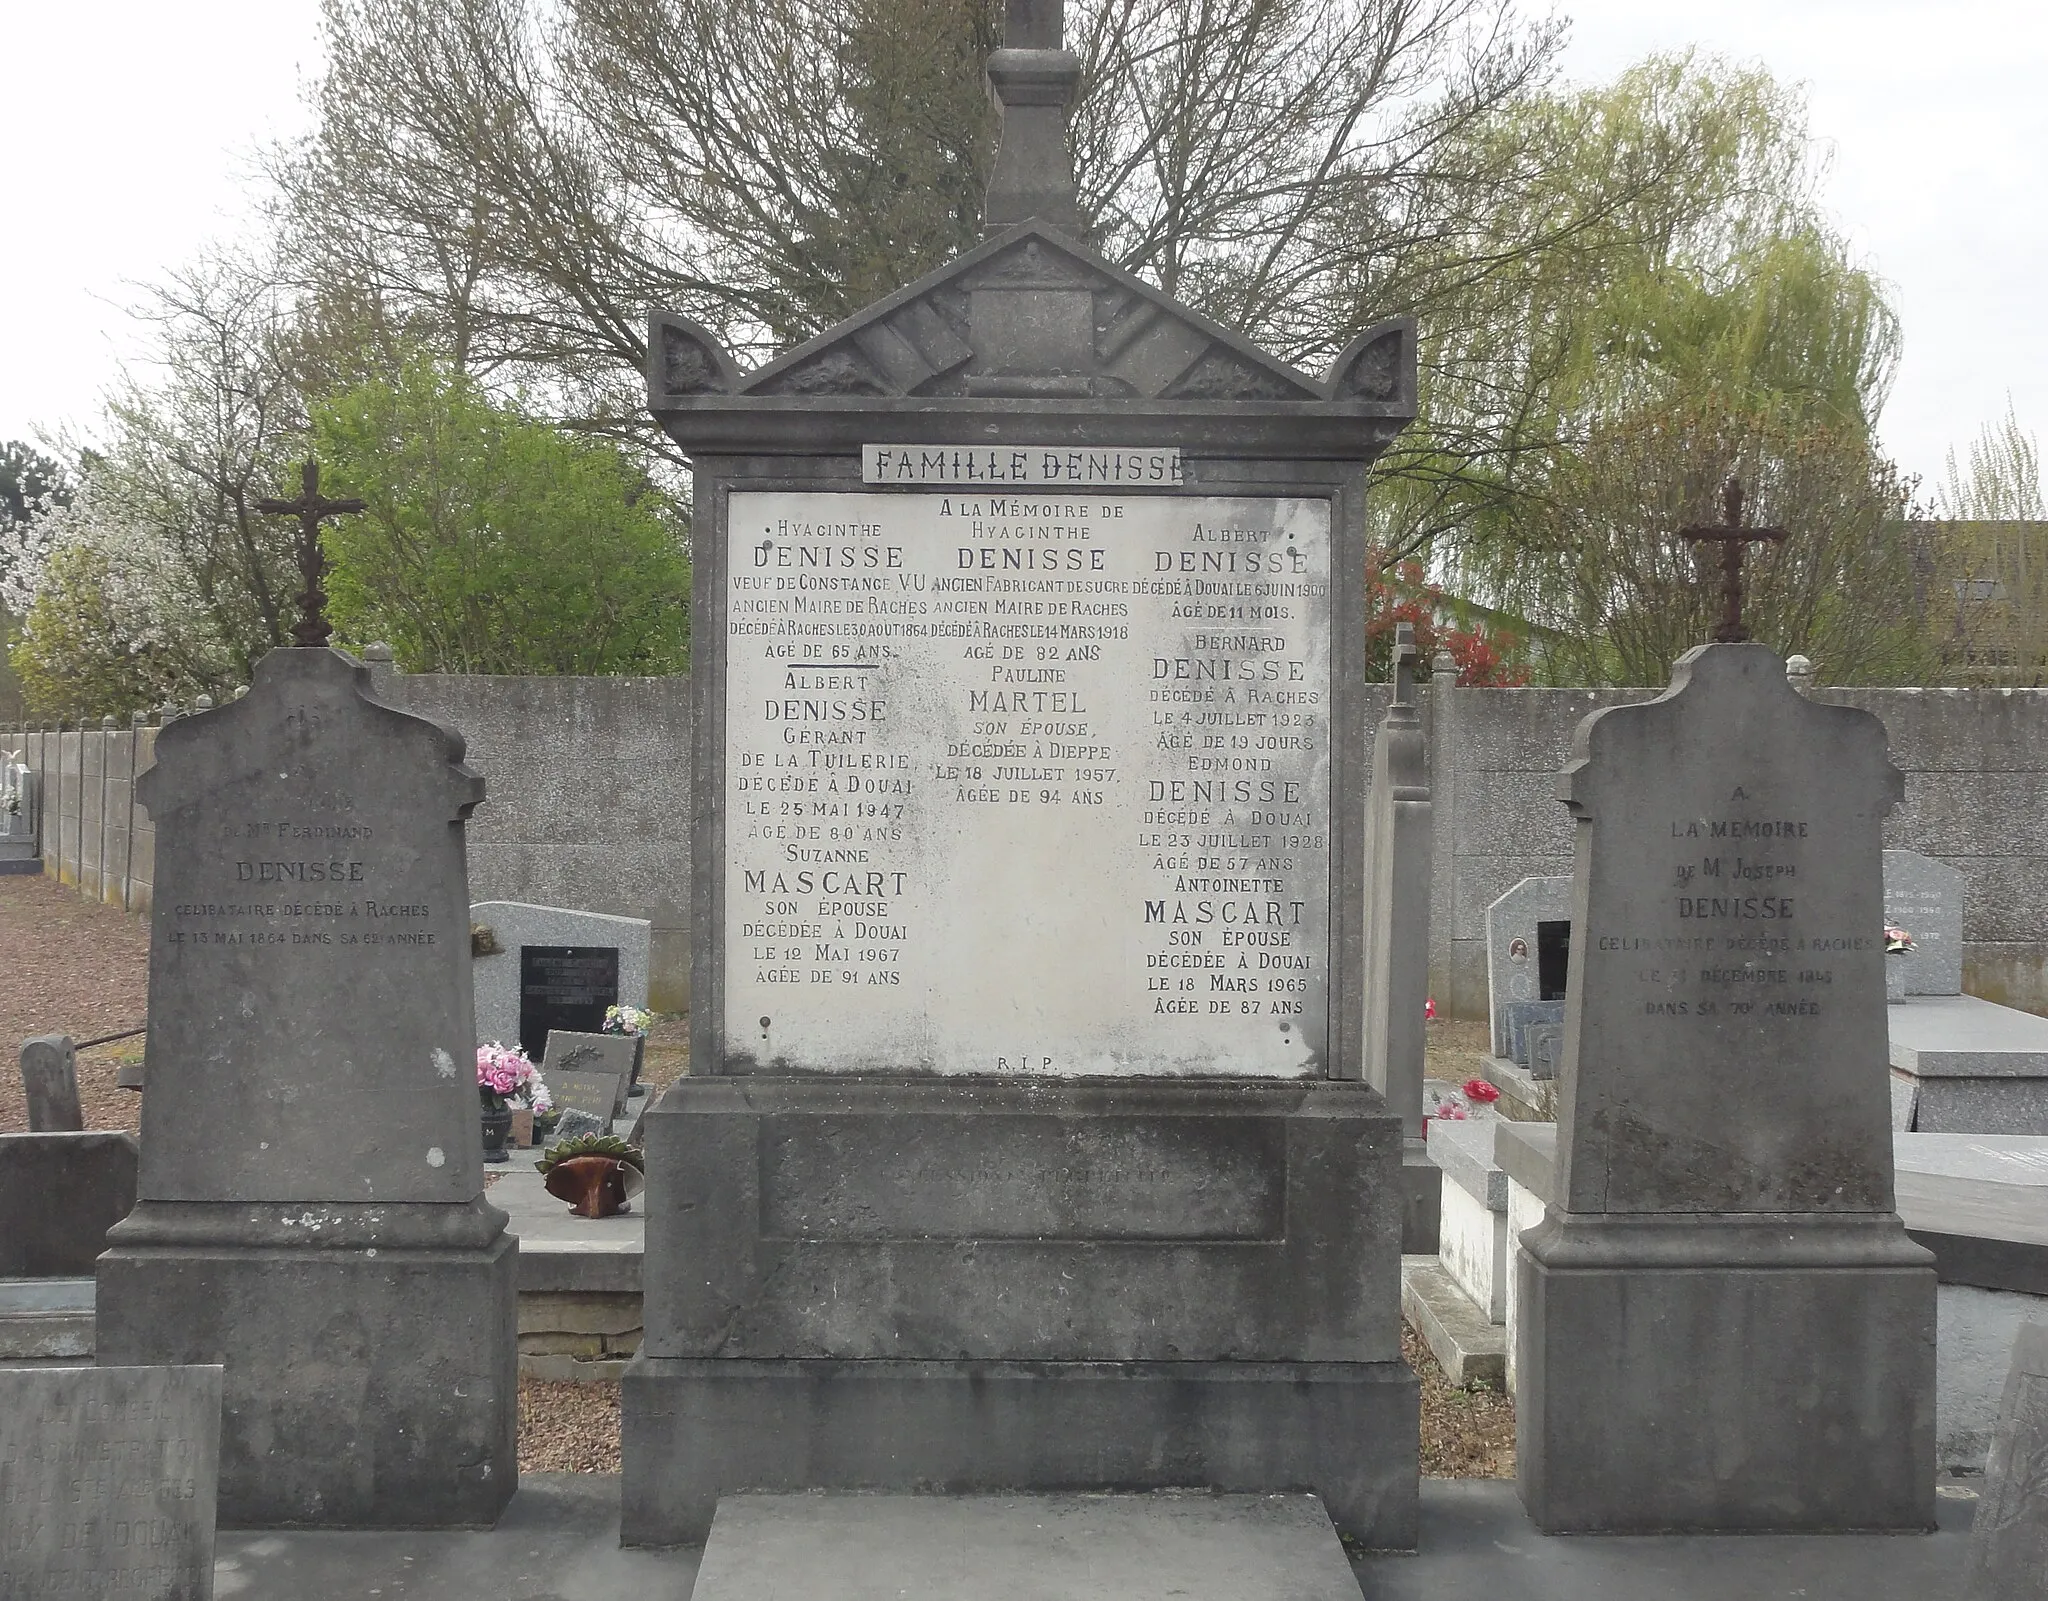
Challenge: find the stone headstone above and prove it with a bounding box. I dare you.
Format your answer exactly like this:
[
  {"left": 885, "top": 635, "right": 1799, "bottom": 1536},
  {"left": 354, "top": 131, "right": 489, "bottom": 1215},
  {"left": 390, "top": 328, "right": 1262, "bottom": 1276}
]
[
  {"left": 0, "top": 1363, "right": 222, "bottom": 1601},
  {"left": 1516, "top": 643, "right": 1934, "bottom": 1535},
  {"left": 545, "top": 1107, "right": 610, "bottom": 1144},
  {"left": 540, "top": 1029, "right": 639, "bottom": 1119},
  {"left": 94, "top": 646, "right": 516, "bottom": 1529},
  {"left": 1964, "top": 1318, "right": 2048, "bottom": 1599},
  {"left": 545, "top": 1065, "right": 629, "bottom": 1126},
  {"left": 1883, "top": 849, "right": 1964, "bottom": 999},
  {"left": 469, "top": 900, "right": 650, "bottom": 1060},
  {"left": 1525, "top": 1020, "right": 1564, "bottom": 1082},
  {"left": 0, "top": 1131, "right": 137, "bottom": 1275},
  {"left": 1484, "top": 876, "right": 1571, "bottom": 1056},
  {"left": 21, "top": 1033, "right": 84, "bottom": 1132},
  {"left": 1360, "top": 623, "right": 1437, "bottom": 1252},
  {"left": 621, "top": 0, "right": 1421, "bottom": 1548}
]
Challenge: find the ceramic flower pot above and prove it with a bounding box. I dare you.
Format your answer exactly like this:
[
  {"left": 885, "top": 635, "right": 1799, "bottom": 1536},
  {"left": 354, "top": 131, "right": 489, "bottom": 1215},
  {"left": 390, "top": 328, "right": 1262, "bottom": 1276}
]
[{"left": 543, "top": 1154, "right": 645, "bottom": 1218}]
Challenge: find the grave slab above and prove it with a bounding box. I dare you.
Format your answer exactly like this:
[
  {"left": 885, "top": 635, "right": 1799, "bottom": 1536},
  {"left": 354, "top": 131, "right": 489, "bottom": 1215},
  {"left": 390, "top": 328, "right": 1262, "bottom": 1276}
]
[
  {"left": 20, "top": 1034, "right": 83, "bottom": 1131},
  {"left": 1890, "top": 993, "right": 2048, "bottom": 1135},
  {"left": 0, "top": 1131, "right": 137, "bottom": 1276},
  {"left": 540, "top": 1030, "right": 639, "bottom": 1118},
  {"left": 1885, "top": 849, "right": 1964, "bottom": 998},
  {"left": 1483, "top": 875, "right": 1571, "bottom": 1056},
  {"left": 1517, "top": 643, "right": 1935, "bottom": 1534},
  {"left": 690, "top": 1492, "right": 1360, "bottom": 1601},
  {"left": 0, "top": 1363, "right": 221, "bottom": 1601}
]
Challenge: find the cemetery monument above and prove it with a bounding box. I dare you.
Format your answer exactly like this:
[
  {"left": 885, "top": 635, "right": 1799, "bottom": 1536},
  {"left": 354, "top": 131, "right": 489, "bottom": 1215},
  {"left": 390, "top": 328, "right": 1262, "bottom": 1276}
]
[
  {"left": 1515, "top": 531, "right": 1937, "bottom": 1531},
  {"left": 94, "top": 465, "right": 517, "bottom": 1528},
  {"left": 622, "top": 0, "right": 1423, "bottom": 1548}
]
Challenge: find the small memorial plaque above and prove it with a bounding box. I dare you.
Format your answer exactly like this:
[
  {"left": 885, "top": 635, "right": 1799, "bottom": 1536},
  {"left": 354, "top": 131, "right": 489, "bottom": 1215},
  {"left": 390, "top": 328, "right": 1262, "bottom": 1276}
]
[
  {"left": 519, "top": 946, "right": 620, "bottom": 1062},
  {"left": 724, "top": 490, "right": 1333, "bottom": 1076},
  {"left": 548, "top": 1069, "right": 628, "bottom": 1126},
  {"left": 0, "top": 1364, "right": 222, "bottom": 1601},
  {"left": 542, "top": 1031, "right": 639, "bottom": 1117}
]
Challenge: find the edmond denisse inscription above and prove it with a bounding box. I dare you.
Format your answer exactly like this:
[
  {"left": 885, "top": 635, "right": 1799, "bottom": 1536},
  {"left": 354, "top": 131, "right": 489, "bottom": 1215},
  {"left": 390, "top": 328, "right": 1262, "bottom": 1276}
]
[{"left": 724, "top": 491, "right": 1333, "bottom": 1075}]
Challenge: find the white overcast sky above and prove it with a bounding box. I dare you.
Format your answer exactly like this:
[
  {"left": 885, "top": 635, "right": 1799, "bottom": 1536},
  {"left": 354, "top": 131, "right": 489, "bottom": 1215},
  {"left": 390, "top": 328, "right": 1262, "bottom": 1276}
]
[{"left": 1, "top": 0, "right": 2042, "bottom": 493}]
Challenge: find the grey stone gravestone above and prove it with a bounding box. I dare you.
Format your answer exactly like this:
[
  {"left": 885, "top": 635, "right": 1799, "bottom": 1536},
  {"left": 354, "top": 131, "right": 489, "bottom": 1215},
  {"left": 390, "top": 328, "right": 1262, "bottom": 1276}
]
[
  {"left": 21, "top": 1033, "right": 83, "bottom": 1131},
  {"left": 470, "top": 900, "right": 650, "bottom": 1059},
  {"left": 0, "top": 1131, "right": 137, "bottom": 1275},
  {"left": 94, "top": 646, "right": 516, "bottom": 1528},
  {"left": 544, "top": 1107, "right": 610, "bottom": 1144},
  {"left": 1503, "top": 999, "right": 1564, "bottom": 1069},
  {"left": 0, "top": 1363, "right": 222, "bottom": 1601},
  {"left": 1360, "top": 623, "right": 1437, "bottom": 1251},
  {"left": 1883, "top": 848, "right": 1964, "bottom": 999},
  {"left": 620, "top": 0, "right": 1422, "bottom": 1552},
  {"left": 1525, "top": 1020, "right": 1563, "bottom": 1082},
  {"left": 1516, "top": 642, "right": 1935, "bottom": 1534},
  {"left": 541, "top": 1030, "right": 639, "bottom": 1118},
  {"left": 1484, "top": 876, "right": 1571, "bottom": 1057},
  {"left": 547, "top": 1067, "right": 629, "bottom": 1127},
  {"left": 1963, "top": 1318, "right": 2048, "bottom": 1599}
]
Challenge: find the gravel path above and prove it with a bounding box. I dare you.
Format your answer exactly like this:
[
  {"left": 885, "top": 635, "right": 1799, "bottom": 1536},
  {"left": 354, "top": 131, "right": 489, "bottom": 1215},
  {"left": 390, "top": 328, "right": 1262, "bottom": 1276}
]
[{"left": 0, "top": 873, "right": 149, "bottom": 1133}]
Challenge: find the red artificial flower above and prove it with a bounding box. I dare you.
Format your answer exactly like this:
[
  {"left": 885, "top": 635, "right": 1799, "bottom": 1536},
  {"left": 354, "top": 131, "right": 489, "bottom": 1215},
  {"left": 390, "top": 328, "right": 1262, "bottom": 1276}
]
[
  {"left": 1462, "top": 1077, "right": 1502, "bottom": 1104},
  {"left": 1424, "top": 996, "right": 1438, "bottom": 1020}
]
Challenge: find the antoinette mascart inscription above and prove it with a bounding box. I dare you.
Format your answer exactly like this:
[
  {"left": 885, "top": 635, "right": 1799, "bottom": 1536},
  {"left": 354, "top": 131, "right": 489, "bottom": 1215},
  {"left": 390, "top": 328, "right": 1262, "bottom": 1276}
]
[{"left": 723, "top": 489, "right": 1333, "bottom": 1074}]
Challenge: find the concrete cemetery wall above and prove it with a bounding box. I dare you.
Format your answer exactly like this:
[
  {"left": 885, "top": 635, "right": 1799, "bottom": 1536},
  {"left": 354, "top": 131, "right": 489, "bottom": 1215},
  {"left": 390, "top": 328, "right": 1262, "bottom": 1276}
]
[
  {"left": 14, "top": 676, "right": 2046, "bottom": 1024},
  {"left": 1425, "top": 682, "right": 2048, "bottom": 1020},
  {"left": 366, "top": 663, "right": 693, "bottom": 1011}
]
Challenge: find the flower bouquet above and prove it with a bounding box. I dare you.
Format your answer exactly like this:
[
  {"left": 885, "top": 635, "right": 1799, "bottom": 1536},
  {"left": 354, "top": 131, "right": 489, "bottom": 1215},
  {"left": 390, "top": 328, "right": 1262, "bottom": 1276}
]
[
  {"left": 1424, "top": 1076, "right": 1502, "bottom": 1138},
  {"left": 477, "top": 1042, "right": 546, "bottom": 1162},
  {"left": 602, "top": 1004, "right": 653, "bottom": 1093}
]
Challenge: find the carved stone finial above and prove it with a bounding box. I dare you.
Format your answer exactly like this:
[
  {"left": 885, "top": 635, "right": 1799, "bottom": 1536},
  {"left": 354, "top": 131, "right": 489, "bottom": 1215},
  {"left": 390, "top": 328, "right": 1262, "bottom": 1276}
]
[{"left": 984, "top": 0, "right": 1082, "bottom": 234}]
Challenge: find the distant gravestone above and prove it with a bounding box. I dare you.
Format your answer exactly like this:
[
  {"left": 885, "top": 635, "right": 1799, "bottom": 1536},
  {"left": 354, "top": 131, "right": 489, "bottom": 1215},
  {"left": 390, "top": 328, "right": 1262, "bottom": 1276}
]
[
  {"left": 0, "top": 1363, "right": 222, "bottom": 1601},
  {"left": 21, "top": 1033, "right": 83, "bottom": 1131},
  {"left": 470, "top": 901, "right": 650, "bottom": 1060},
  {"left": 94, "top": 646, "right": 516, "bottom": 1529},
  {"left": 546, "top": 1107, "right": 610, "bottom": 1144},
  {"left": 1964, "top": 1318, "right": 2048, "bottom": 1599},
  {"left": 1516, "top": 643, "right": 1934, "bottom": 1534},
  {"left": 1883, "top": 849, "right": 1964, "bottom": 999},
  {"left": 1484, "top": 877, "right": 1571, "bottom": 1057},
  {"left": 1503, "top": 1000, "right": 1564, "bottom": 1070},
  {"left": 543, "top": 1035, "right": 635, "bottom": 1124}
]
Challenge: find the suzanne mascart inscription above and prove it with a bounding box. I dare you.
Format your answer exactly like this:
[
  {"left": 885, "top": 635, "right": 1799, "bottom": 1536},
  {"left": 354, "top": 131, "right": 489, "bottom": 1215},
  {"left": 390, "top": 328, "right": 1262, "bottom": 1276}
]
[{"left": 724, "top": 489, "right": 1333, "bottom": 1075}]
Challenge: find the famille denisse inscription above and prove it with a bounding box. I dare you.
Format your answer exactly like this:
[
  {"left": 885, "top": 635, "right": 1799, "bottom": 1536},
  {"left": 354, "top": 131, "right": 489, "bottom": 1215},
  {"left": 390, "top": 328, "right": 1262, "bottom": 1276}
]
[
  {"left": 165, "top": 796, "right": 436, "bottom": 954},
  {"left": 1593, "top": 789, "right": 1870, "bottom": 1023},
  {"left": 723, "top": 491, "right": 1333, "bottom": 1076}
]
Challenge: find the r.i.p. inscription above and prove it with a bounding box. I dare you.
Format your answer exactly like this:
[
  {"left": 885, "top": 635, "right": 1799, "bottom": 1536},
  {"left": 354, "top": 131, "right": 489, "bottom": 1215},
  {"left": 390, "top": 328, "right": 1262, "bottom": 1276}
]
[{"left": 721, "top": 489, "right": 1333, "bottom": 1075}]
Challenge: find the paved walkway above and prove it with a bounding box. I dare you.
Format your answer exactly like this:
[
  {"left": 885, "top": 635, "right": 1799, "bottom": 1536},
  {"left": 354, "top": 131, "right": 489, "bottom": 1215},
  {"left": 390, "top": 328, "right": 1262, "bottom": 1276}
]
[{"left": 213, "top": 1475, "right": 1980, "bottom": 1599}]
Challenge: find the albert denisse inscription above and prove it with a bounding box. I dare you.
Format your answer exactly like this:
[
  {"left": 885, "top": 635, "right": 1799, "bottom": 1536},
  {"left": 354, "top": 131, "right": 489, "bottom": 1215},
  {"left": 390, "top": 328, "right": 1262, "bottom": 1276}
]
[{"left": 723, "top": 492, "right": 1333, "bottom": 1075}]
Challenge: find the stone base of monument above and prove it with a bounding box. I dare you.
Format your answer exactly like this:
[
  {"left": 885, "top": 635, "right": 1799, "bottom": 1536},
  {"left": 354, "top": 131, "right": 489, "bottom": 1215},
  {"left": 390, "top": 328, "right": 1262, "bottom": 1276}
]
[
  {"left": 1516, "top": 1212, "right": 1936, "bottom": 1533},
  {"left": 621, "top": 1075, "right": 1419, "bottom": 1549},
  {"left": 96, "top": 1201, "right": 518, "bottom": 1528}
]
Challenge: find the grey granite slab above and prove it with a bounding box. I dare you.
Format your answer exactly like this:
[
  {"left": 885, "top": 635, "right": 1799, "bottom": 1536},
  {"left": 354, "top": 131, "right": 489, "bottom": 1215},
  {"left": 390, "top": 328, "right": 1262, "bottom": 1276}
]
[
  {"left": 690, "top": 1492, "right": 1362, "bottom": 1601},
  {"left": 1885, "top": 849, "right": 1964, "bottom": 997},
  {"left": 1428, "top": 1117, "right": 1505, "bottom": 1212},
  {"left": 0, "top": 1363, "right": 221, "bottom": 1601},
  {"left": 1891, "top": 994, "right": 2048, "bottom": 1078}
]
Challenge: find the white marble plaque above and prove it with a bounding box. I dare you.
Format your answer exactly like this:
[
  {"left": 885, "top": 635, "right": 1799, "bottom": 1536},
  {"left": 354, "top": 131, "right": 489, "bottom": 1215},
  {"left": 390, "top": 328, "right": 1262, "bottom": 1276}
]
[{"left": 724, "top": 490, "right": 1333, "bottom": 1076}]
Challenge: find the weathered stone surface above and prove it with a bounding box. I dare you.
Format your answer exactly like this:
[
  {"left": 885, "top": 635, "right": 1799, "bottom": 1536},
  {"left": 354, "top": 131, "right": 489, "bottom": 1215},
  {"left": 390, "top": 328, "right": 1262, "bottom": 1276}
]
[
  {"left": 640, "top": 1077, "right": 1401, "bottom": 1362},
  {"left": 98, "top": 645, "right": 516, "bottom": 1529},
  {"left": 21, "top": 1034, "right": 83, "bottom": 1132},
  {"left": 470, "top": 900, "right": 650, "bottom": 1060},
  {"left": 0, "top": 1363, "right": 221, "bottom": 1601},
  {"left": 689, "top": 1492, "right": 1363, "bottom": 1601},
  {"left": 1483, "top": 877, "right": 1571, "bottom": 1056},
  {"left": 0, "top": 1131, "right": 136, "bottom": 1275},
  {"left": 1884, "top": 849, "right": 1964, "bottom": 997},
  {"left": 1517, "top": 643, "right": 1935, "bottom": 1534},
  {"left": 1504, "top": 1000, "right": 1563, "bottom": 1071},
  {"left": 1963, "top": 1318, "right": 2048, "bottom": 1599},
  {"left": 1362, "top": 626, "right": 1432, "bottom": 1137}
]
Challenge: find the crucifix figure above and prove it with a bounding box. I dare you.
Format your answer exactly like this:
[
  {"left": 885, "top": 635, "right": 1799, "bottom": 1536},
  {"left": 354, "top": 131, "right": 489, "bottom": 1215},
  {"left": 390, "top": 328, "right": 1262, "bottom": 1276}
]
[
  {"left": 1674, "top": 476, "right": 1786, "bottom": 644},
  {"left": 255, "top": 459, "right": 366, "bottom": 648}
]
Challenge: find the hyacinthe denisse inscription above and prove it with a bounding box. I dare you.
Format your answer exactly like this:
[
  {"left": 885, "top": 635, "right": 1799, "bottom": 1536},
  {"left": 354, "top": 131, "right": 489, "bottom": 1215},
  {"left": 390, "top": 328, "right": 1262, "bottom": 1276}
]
[{"left": 723, "top": 490, "right": 1333, "bottom": 1075}]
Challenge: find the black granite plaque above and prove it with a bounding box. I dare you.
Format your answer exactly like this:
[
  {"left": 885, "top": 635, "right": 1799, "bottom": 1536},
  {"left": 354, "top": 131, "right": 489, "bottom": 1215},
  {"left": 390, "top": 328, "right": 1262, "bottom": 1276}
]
[
  {"left": 519, "top": 946, "right": 619, "bottom": 1062},
  {"left": 0, "top": 1364, "right": 222, "bottom": 1601}
]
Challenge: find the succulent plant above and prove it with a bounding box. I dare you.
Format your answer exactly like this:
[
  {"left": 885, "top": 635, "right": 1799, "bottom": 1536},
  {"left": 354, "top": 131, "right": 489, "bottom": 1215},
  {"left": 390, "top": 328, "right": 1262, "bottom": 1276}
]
[{"left": 536, "top": 1132, "right": 644, "bottom": 1177}]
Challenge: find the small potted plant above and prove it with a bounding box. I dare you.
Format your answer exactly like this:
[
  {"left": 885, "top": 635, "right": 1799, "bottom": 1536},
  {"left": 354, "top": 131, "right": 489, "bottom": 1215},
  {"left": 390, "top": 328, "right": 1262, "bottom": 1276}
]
[
  {"left": 602, "top": 1004, "right": 654, "bottom": 1093},
  {"left": 538, "top": 1133, "right": 646, "bottom": 1218},
  {"left": 476, "top": 1042, "right": 538, "bottom": 1163}
]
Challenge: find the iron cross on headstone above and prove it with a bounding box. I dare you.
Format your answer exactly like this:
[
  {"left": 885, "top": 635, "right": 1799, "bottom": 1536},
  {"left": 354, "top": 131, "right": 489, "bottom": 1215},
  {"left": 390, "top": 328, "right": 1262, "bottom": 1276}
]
[
  {"left": 1674, "top": 477, "right": 1787, "bottom": 644},
  {"left": 255, "top": 459, "right": 366, "bottom": 648}
]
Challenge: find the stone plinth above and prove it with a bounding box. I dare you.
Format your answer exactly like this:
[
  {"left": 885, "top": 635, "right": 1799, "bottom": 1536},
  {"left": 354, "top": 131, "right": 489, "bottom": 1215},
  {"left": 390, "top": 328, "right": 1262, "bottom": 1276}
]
[
  {"left": 1890, "top": 993, "right": 2048, "bottom": 1135},
  {"left": 622, "top": 1075, "right": 1416, "bottom": 1548}
]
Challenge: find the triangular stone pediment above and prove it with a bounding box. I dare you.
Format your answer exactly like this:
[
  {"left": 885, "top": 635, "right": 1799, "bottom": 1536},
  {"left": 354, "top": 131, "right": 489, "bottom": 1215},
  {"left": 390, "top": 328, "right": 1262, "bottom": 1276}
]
[{"left": 658, "top": 223, "right": 1332, "bottom": 405}]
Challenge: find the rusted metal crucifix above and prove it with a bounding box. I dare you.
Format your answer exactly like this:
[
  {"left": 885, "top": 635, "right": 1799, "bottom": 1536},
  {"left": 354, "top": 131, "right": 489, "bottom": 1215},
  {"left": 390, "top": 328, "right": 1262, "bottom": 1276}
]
[
  {"left": 255, "top": 459, "right": 366, "bottom": 648},
  {"left": 1674, "top": 477, "right": 1787, "bottom": 644}
]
